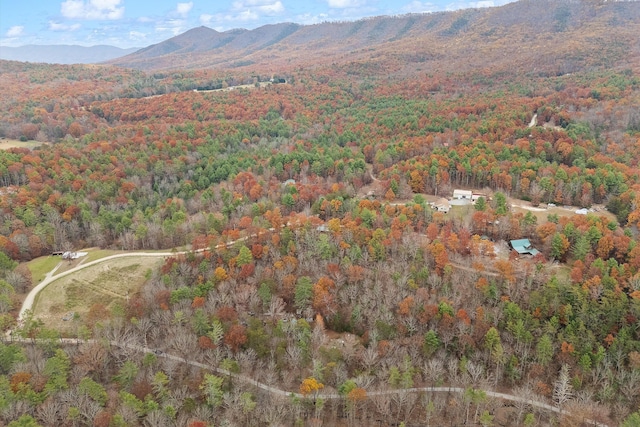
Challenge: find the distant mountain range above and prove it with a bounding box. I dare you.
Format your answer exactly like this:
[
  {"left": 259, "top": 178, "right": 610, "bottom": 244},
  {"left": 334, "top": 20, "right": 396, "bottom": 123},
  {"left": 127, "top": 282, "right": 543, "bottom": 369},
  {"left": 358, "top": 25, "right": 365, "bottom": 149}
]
[
  {"left": 1, "top": 0, "right": 639, "bottom": 74},
  {"left": 0, "top": 44, "right": 138, "bottom": 64},
  {"left": 106, "top": 0, "right": 640, "bottom": 74}
]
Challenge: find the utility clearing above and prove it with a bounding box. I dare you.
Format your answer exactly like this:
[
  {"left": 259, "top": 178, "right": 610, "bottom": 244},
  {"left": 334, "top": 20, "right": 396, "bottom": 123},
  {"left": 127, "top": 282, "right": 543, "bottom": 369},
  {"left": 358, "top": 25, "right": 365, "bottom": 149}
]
[
  {"left": 32, "top": 256, "right": 162, "bottom": 333},
  {"left": 0, "top": 138, "right": 45, "bottom": 150}
]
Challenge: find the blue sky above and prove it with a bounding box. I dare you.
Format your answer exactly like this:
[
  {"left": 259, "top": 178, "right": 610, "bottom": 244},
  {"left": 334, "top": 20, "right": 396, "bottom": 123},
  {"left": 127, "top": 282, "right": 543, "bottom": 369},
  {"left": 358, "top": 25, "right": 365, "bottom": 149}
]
[{"left": 1, "top": 0, "right": 516, "bottom": 48}]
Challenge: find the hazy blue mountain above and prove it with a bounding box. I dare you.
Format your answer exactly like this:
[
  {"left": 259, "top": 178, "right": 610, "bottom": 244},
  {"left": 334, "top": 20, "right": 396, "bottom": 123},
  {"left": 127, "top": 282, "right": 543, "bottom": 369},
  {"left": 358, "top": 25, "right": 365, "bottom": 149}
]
[{"left": 0, "top": 44, "right": 139, "bottom": 64}]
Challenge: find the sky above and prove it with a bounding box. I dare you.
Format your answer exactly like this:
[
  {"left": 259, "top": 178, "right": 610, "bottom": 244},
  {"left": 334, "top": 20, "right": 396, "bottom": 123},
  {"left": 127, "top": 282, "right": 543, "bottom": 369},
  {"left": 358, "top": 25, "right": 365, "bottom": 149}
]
[{"left": 0, "top": 0, "right": 517, "bottom": 48}]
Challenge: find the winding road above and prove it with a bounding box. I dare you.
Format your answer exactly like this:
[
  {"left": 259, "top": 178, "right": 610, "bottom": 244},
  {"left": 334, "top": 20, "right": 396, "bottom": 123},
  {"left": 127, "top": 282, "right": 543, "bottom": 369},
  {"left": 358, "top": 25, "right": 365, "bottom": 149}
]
[
  {"left": 19, "top": 251, "right": 178, "bottom": 322},
  {"left": 1, "top": 336, "right": 607, "bottom": 426},
  {"left": 9, "top": 219, "right": 607, "bottom": 426},
  {"left": 17, "top": 231, "right": 267, "bottom": 323}
]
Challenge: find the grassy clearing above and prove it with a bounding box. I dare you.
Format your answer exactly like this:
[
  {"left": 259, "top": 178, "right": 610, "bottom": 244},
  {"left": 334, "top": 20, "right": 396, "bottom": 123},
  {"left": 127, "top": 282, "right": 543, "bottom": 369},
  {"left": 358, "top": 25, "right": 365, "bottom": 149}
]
[
  {"left": 32, "top": 256, "right": 162, "bottom": 334},
  {"left": 50, "top": 248, "right": 120, "bottom": 275},
  {"left": 511, "top": 204, "right": 617, "bottom": 224},
  {"left": 84, "top": 249, "right": 123, "bottom": 263},
  {"left": 553, "top": 264, "right": 572, "bottom": 283},
  {"left": 449, "top": 204, "right": 474, "bottom": 220},
  {"left": 0, "top": 139, "right": 45, "bottom": 150},
  {"left": 54, "top": 257, "right": 86, "bottom": 276},
  {"left": 26, "top": 256, "right": 61, "bottom": 284},
  {"left": 195, "top": 81, "right": 272, "bottom": 93}
]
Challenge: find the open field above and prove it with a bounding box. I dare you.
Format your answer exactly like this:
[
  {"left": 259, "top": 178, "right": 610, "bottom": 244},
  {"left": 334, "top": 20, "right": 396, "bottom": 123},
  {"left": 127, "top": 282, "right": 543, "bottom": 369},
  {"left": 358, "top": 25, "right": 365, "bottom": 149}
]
[
  {"left": 510, "top": 202, "right": 617, "bottom": 223},
  {"left": 82, "top": 248, "right": 123, "bottom": 263},
  {"left": 32, "top": 256, "right": 162, "bottom": 333},
  {"left": 0, "top": 138, "right": 45, "bottom": 150},
  {"left": 50, "top": 248, "right": 125, "bottom": 276},
  {"left": 195, "top": 81, "right": 272, "bottom": 93},
  {"left": 26, "top": 256, "right": 61, "bottom": 284}
]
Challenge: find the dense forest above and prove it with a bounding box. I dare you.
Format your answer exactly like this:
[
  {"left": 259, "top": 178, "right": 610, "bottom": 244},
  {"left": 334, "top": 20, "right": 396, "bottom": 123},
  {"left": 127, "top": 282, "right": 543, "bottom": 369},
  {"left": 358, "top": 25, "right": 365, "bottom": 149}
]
[{"left": 2, "top": 1, "right": 640, "bottom": 426}]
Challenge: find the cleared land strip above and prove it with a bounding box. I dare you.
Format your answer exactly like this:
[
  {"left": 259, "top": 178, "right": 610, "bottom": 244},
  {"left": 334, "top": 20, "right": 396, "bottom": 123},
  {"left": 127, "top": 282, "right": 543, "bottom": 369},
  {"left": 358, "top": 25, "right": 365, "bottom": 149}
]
[
  {"left": 18, "top": 222, "right": 296, "bottom": 323},
  {"left": 19, "top": 252, "right": 176, "bottom": 322},
  {"left": 2, "top": 336, "right": 607, "bottom": 427}
]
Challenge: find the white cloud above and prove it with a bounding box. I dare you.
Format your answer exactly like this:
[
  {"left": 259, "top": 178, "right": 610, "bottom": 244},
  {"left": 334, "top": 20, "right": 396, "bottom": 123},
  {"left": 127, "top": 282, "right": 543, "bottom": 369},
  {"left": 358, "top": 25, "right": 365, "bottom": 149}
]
[
  {"left": 6, "top": 26, "right": 25, "bottom": 37},
  {"left": 129, "top": 30, "right": 147, "bottom": 41},
  {"left": 200, "top": 14, "right": 214, "bottom": 25},
  {"left": 61, "top": 0, "right": 124, "bottom": 20},
  {"left": 49, "top": 21, "right": 82, "bottom": 31},
  {"left": 470, "top": 1, "right": 495, "bottom": 7},
  {"left": 402, "top": 1, "right": 436, "bottom": 13},
  {"left": 156, "top": 18, "right": 187, "bottom": 35},
  {"left": 176, "top": 2, "right": 193, "bottom": 17},
  {"left": 444, "top": 0, "right": 510, "bottom": 11},
  {"left": 294, "top": 13, "right": 330, "bottom": 25},
  {"left": 231, "top": 0, "right": 284, "bottom": 15},
  {"left": 326, "top": 0, "right": 364, "bottom": 8},
  {"left": 199, "top": 0, "right": 285, "bottom": 27}
]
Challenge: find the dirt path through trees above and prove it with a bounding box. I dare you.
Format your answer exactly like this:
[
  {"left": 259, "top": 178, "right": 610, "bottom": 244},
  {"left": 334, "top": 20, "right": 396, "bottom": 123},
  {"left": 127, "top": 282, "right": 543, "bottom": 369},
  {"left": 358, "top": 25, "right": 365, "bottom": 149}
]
[{"left": 2, "top": 336, "right": 609, "bottom": 426}]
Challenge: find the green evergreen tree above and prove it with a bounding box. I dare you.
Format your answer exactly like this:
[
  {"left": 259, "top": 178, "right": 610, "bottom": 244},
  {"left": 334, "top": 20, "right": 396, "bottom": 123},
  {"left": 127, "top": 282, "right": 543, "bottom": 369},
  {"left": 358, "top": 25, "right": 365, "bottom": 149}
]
[
  {"left": 494, "top": 192, "right": 508, "bottom": 215},
  {"left": 423, "top": 330, "right": 441, "bottom": 356},
  {"left": 536, "top": 334, "right": 554, "bottom": 366},
  {"left": 294, "top": 276, "right": 313, "bottom": 310},
  {"left": 236, "top": 245, "right": 253, "bottom": 267},
  {"left": 572, "top": 234, "right": 590, "bottom": 261}
]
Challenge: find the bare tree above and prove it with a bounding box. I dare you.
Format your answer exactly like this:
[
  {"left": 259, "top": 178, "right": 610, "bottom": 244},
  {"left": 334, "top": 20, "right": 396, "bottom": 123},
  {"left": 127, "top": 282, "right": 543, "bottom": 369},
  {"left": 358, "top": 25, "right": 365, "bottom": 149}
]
[
  {"left": 465, "top": 359, "right": 485, "bottom": 386},
  {"left": 361, "top": 346, "right": 379, "bottom": 371},
  {"left": 5, "top": 269, "right": 30, "bottom": 294},
  {"left": 72, "top": 342, "right": 108, "bottom": 382},
  {"left": 618, "top": 369, "right": 640, "bottom": 405},
  {"left": 553, "top": 364, "right": 573, "bottom": 407},
  {"left": 171, "top": 330, "right": 198, "bottom": 360},
  {"left": 77, "top": 394, "right": 102, "bottom": 424},
  {"left": 285, "top": 345, "right": 302, "bottom": 383},
  {"left": 116, "top": 406, "right": 139, "bottom": 426},
  {"left": 259, "top": 397, "right": 289, "bottom": 426},
  {"left": 135, "top": 317, "right": 154, "bottom": 349},
  {"left": 371, "top": 393, "right": 391, "bottom": 425},
  {"left": 3, "top": 401, "right": 34, "bottom": 424},
  {"left": 144, "top": 409, "right": 171, "bottom": 427},
  {"left": 267, "top": 296, "right": 286, "bottom": 318},
  {"left": 260, "top": 359, "right": 279, "bottom": 386},
  {"left": 513, "top": 383, "right": 538, "bottom": 422},
  {"left": 447, "top": 358, "right": 460, "bottom": 385},
  {"left": 237, "top": 348, "right": 257, "bottom": 373},
  {"left": 423, "top": 357, "right": 444, "bottom": 386},
  {"left": 36, "top": 398, "right": 64, "bottom": 426}
]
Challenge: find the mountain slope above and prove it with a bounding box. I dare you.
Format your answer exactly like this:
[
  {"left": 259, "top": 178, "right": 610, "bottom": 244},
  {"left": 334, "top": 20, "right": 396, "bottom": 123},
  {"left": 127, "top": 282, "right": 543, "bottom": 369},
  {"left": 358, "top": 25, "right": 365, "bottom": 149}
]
[
  {"left": 0, "top": 44, "right": 138, "bottom": 64},
  {"left": 109, "top": 0, "right": 640, "bottom": 75}
]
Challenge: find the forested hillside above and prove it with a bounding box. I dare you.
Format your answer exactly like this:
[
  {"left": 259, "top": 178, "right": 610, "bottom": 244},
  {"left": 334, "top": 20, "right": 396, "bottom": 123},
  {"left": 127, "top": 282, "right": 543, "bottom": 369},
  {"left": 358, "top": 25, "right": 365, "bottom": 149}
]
[
  {"left": 110, "top": 0, "right": 640, "bottom": 74},
  {"left": 1, "top": 0, "right": 640, "bottom": 426}
]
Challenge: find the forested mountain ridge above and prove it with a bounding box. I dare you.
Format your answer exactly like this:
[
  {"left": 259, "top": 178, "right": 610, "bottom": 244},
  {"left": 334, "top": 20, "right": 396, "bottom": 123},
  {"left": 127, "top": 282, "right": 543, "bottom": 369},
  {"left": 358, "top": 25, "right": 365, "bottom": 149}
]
[
  {"left": 110, "top": 0, "right": 640, "bottom": 74},
  {"left": 1, "top": 0, "right": 640, "bottom": 426}
]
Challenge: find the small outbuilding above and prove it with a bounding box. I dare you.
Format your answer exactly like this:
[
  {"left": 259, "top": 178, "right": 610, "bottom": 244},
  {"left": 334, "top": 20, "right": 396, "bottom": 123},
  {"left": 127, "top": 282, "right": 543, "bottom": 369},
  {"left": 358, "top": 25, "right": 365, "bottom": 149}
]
[
  {"left": 509, "top": 239, "right": 540, "bottom": 256},
  {"left": 316, "top": 224, "right": 329, "bottom": 233},
  {"left": 472, "top": 193, "right": 488, "bottom": 202},
  {"left": 433, "top": 198, "right": 451, "bottom": 213},
  {"left": 453, "top": 189, "right": 473, "bottom": 200},
  {"left": 62, "top": 251, "right": 88, "bottom": 260}
]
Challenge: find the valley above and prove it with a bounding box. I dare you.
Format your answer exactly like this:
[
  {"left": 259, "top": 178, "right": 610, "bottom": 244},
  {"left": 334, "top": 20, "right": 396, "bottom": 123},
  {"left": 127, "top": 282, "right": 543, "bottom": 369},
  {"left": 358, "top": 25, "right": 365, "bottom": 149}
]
[{"left": 1, "top": 0, "right": 640, "bottom": 426}]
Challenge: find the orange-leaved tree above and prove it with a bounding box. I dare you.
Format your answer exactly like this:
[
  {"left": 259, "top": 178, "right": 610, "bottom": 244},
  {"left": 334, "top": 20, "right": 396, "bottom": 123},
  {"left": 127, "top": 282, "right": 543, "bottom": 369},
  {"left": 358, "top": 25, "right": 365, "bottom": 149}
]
[{"left": 300, "top": 377, "right": 324, "bottom": 396}]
